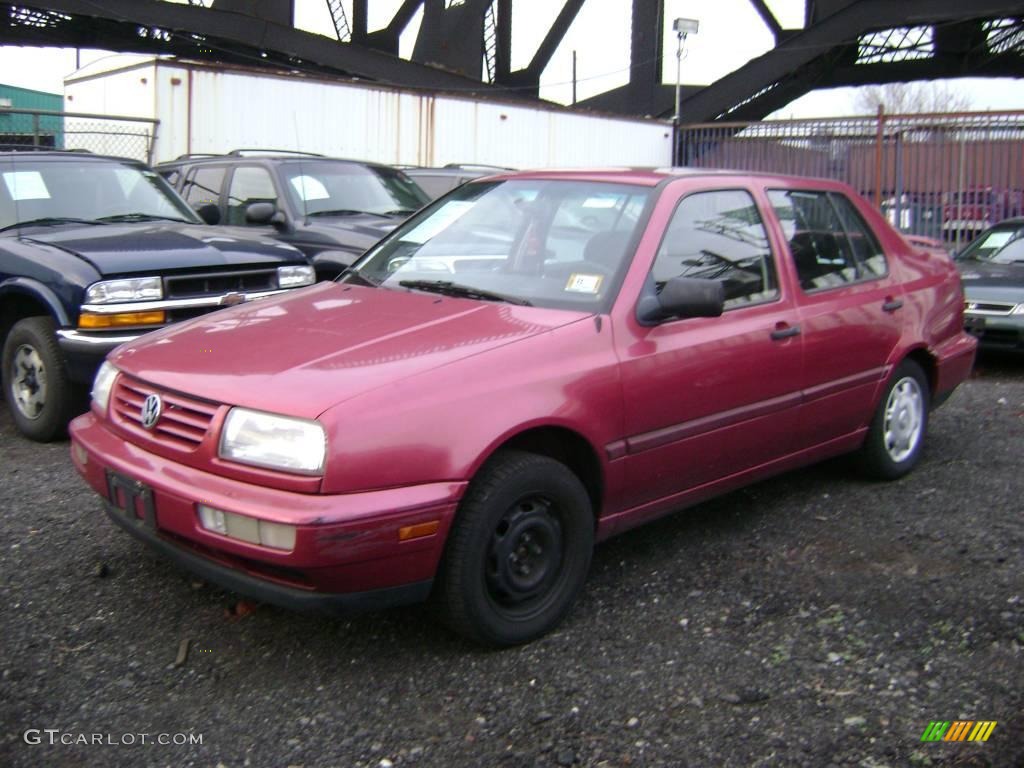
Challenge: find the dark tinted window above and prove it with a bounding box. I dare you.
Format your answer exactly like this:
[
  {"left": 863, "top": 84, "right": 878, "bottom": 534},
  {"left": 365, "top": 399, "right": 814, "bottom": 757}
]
[
  {"left": 182, "top": 166, "right": 226, "bottom": 209},
  {"left": 653, "top": 189, "right": 778, "bottom": 310},
  {"left": 227, "top": 166, "right": 278, "bottom": 226},
  {"left": 830, "top": 193, "right": 887, "bottom": 277},
  {"left": 409, "top": 174, "right": 461, "bottom": 200},
  {"left": 768, "top": 189, "right": 861, "bottom": 291}
]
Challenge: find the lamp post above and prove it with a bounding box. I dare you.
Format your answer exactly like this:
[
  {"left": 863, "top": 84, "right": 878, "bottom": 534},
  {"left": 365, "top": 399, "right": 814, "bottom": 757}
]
[{"left": 672, "top": 17, "right": 699, "bottom": 166}]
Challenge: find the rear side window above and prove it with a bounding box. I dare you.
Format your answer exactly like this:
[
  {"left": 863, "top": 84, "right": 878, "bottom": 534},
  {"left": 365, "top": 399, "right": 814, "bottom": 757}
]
[
  {"left": 768, "top": 189, "right": 887, "bottom": 290},
  {"left": 182, "top": 166, "right": 226, "bottom": 209},
  {"left": 653, "top": 189, "right": 778, "bottom": 310}
]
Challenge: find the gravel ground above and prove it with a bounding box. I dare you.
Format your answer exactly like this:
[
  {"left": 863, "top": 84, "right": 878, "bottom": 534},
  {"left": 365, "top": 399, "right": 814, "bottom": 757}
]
[{"left": 1, "top": 354, "right": 1022, "bottom": 768}]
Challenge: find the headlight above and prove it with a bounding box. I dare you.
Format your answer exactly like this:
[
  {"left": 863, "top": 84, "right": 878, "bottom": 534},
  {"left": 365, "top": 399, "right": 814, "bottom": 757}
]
[
  {"left": 277, "top": 265, "right": 315, "bottom": 288},
  {"left": 219, "top": 407, "right": 326, "bottom": 474},
  {"left": 85, "top": 277, "right": 163, "bottom": 304},
  {"left": 91, "top": 361, "right": 119, "bottom": 413}
]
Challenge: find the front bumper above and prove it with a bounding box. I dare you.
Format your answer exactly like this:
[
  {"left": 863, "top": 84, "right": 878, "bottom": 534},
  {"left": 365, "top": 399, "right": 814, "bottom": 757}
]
[
  {"left": 57, "top": 329, "right": 142, "bottom": 384},
  {"left": 69, "top": 412, "right": 464, "bottom": 613},
  {"left": 963, "top": 312, "right": 1024, "bottom": 349}
]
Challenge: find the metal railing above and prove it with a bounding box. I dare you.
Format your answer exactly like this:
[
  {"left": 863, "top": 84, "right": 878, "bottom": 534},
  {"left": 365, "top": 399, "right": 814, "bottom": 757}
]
[
  {"left": 679, "top": 109, "right": 1024, "bottom": 249},
  {"left": 0, "top": 107, "right": 159, "bottom": 164}
]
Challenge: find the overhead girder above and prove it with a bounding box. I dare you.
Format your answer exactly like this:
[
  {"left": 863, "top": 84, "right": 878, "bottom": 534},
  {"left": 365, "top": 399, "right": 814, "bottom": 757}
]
[
  {"left": 672, "top": 0, "right": 1024, "bottom": 123},
  {"left": 1, "top": 0, "right": 496, "bottom": 92}
]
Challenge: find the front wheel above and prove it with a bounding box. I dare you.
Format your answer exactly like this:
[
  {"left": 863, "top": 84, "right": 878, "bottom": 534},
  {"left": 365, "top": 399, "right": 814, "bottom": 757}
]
[
  {"left": 858, "top": 359, "right": 930, "bottom": 480},
  {"left": 2, "top": 316, "right": 74, "bottom": 442},
  {"left": 435, "top": 450, "right": 594, "bottom": 646}
]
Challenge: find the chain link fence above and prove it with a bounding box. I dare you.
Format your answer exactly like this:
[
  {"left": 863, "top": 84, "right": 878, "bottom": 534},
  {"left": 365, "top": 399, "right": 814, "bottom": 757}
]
[
  {"left": 679, "top": 110, "right": 1024, "bottom": 250},
  {"left": 0, "top": 107, "right": 159, "bottom": 163}
]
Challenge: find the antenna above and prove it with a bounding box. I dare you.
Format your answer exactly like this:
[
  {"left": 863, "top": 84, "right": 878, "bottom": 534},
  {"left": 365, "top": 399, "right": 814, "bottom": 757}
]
[{"left": 292, "top": 112, "right": 309, "bottom": 224}]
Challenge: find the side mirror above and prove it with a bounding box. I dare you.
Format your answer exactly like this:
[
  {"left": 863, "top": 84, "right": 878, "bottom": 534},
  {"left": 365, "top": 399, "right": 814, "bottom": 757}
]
[
  {"left": 637, "top": 276, "right": 725, "bottom": 326},
  {"left": 194, "top": 203, "right": 220, "bottom": 225},
  {"left": 246, "top": 202, "right": 287, "bottom": 229}
]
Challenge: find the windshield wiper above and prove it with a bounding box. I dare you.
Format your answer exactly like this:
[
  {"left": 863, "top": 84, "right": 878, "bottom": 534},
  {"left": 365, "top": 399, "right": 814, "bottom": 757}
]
[
  {"left": 384, "top": 208, "right": 417, "bottom": 216},
  {"left": 96, "top": 213, "right": 191, "bottom": 223},
  {"left": 307, "top": 209, "right": 384, "bottom": 218},
  {"left": 398, "top": 279, "right": 532, "bottom": 306},
  {"left": 0, "top": 217, "right": 105, "bottom": 233}
]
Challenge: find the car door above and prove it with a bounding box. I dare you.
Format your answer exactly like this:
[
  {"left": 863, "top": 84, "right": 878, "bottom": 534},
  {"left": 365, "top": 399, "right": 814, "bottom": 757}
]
[
  {"left": 614, "top": 186, "right": 804, "bottom": 512},
  {"left": 766, "top": 188, "right": 905, "bottom": 449}
]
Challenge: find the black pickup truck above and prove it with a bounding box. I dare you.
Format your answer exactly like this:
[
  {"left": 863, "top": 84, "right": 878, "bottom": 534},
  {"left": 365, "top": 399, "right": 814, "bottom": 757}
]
[{"left": 1, "top": 151, "right": 315, "bottom": 441}]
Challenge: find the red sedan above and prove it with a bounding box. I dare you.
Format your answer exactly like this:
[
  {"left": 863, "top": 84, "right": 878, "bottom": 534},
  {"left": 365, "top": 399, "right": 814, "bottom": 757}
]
[{"left": 69, "top": 169, "right": 976, "bottom": 646}]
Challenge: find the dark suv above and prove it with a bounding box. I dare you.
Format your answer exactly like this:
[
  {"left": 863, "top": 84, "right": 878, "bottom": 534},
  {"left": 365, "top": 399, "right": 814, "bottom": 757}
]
[
  {"left": 401, "top": 164, "right": 514, "bottom": 200},
  {"left": 156, "top": 151, "right": 431, "bottom": 279},
  {"left": 1, "top": 151, "right": 314, "bottom": 442}
]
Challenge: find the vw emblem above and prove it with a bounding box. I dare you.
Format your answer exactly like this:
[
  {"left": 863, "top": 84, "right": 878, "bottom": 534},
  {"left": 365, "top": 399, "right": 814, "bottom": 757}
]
[{"left": 140, "top": 394, "right": 163, "bottom": 429}]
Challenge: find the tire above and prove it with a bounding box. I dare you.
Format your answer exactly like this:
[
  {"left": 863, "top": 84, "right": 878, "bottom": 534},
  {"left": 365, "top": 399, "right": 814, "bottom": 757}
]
[
  {"left": 435, "top": 450, "right": 594, "bottom": 646},
  {"left": 858, "top": 359, "right": 930, "bottom": 480},
  {"left": 1, "top": 316, "right": 74, "bottom": 442}
]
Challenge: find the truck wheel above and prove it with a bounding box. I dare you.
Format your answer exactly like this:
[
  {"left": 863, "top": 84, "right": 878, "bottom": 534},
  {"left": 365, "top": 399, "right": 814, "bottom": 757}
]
[
  {"left": 2, "top": 316, "right": 73, "bottom": 442},
  {"left": 435, "top": 450, "right": 594, "bottom": 646},
  {"left": 858, "top": 359, "right": 930, "bottom": 480}
]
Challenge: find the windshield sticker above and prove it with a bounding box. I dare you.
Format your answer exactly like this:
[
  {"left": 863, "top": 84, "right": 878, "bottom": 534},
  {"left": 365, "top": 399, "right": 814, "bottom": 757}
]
[
  {"left": 581, "top": 195, "right": 620, "bottom": 209},
  {"left": 290, "top": 175, "right": 330, "bottom": 201},
  {"left": 401, "top": 200, "right": 476, "bottom": 244},
  {"left": 979, "top": 231, "right": 1013, "bottom": 250},
  {"left": 3, "top": 171, "right": 51, "bottom": 201},
  {"left": 565, "top": 273, "right": 604, "bottom": 294}
]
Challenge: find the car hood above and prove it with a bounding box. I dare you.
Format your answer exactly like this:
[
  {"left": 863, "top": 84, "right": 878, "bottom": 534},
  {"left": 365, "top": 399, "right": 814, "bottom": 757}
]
[
  {"left": 957, "top": 260, "right": 1024, "bottom": 289},
  {"left": 25, "top": 222, "right": 302, "bottom": 275},
  {"left": 109, "top": 282, "right": 588, "bottom": 419},
  {"left": 300, "top": 213, "right": 402, "bottom": 247}
]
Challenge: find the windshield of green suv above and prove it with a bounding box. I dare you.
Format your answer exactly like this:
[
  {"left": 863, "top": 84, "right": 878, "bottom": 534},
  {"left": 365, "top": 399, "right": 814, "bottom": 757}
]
[
  {"left": 281, "top": 162, "right": 430, "bottom": 218},
  {"left": 0, "top": 158, "right": 199, "bottom": 231},
  {"left": 343, "top": 179, "right": 653, "bottom": 312},
  {"left": 956, "top": 223, "right": 1024, "bottom": 263}
]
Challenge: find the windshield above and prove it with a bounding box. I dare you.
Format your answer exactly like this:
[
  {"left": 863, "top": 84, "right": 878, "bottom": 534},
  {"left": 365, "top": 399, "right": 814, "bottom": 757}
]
[
  {"left": 281, "top": 162, "right": 430, "bottom": 217},
  {"left": 0, "top": 158, "right": 198, "bottom": 230},
  {"left": 957, "top": 224, "right": 1024, "bottom": 262},
  {"left": 343, "top": 179, "right": 653, "bottom": 312}
]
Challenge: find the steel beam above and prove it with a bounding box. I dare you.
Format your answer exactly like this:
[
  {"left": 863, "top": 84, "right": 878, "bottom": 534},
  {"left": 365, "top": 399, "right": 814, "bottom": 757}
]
[{"left": 3, "top": 0, "right": 493, "bottom": 92}]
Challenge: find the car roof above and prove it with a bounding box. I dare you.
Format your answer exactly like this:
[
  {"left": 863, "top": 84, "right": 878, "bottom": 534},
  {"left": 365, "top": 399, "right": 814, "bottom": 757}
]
[
  {"left": 473, "top": 167, "right": 856, "bottom": 190},
  {"left": 0, "top": 150, "right": 143, "bottom": 165},
  {"left": 154, "top": 153, "right": 396, "bottom": 172}
]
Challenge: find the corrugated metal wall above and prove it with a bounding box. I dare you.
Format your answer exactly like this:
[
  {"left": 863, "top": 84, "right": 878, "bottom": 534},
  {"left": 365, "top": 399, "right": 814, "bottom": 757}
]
[
  {"left": 100, "top": 62, "right": 672, "bottom": 168},
  {"left": 0, "top": 83, "right": 63, "bottom": 147}
]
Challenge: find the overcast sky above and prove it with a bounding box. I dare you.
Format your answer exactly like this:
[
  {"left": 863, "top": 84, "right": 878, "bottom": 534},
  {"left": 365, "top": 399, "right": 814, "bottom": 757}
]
[{"left": 0, "top": 0, "right": 1021, "bottom": 118}]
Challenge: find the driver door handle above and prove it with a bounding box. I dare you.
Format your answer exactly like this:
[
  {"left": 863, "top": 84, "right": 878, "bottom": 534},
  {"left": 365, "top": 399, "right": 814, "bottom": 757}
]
[
  {"left": 882, "top": 297, "right": 904, "bottom": 312},
  {"left": 770, "top": 323, "right": 801, "bottom": 341}
]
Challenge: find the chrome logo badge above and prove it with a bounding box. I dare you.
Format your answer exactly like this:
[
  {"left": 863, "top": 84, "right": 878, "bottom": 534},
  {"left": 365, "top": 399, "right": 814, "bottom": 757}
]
[{"left": 140, "top": 394, "right": 163, "bottom": 429}]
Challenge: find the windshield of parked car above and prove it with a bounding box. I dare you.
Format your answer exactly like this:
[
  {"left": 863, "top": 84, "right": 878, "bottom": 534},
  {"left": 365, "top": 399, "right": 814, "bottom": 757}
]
[
  {"left": 281, "top": 161, "right": 430, "bottom": 218},
  {"left": 0, "top": 158, "right": 199, "bottom": 231},
  {"left": 956, "top": 223, "right": 1024, "bottom": 263},
  {"left": 343, "top": 179, "right": 653, "bottom": 312}
]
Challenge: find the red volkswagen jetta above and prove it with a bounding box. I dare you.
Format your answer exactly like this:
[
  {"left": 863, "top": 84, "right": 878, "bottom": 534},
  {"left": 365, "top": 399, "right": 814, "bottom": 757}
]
[{"left": 70, "top": 169, "right": 976, "bottom": 646}]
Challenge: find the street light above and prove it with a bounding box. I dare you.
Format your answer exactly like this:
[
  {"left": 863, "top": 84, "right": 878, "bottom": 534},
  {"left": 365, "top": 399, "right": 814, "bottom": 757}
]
[{"left": 673, "top": 17, "right": 699, "bottom": 166}]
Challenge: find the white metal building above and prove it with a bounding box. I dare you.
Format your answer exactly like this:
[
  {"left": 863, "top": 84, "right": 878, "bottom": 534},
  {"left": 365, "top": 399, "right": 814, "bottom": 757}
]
[{"left": 64, "top": 55, "right": 672, "bottom": 168}]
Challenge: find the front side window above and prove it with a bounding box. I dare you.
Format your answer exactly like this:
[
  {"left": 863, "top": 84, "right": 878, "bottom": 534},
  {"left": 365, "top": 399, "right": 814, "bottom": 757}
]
[
  {"left": 226, "top": 166, "right": 278, "bottom": 225},
  {"left": 652, "top": 189, "right": 778, "bottom": 310},
  {"left": 345, "top": 179, "right": 653, "bottom": 312},
  {"left": 769, "top": 189, "right": 862, "bottom": 291}
]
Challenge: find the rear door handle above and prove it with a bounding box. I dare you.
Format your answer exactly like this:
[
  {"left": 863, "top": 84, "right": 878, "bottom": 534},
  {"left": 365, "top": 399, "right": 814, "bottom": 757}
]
[
  {"left": 882, "top": 298, "right": 904, "bottom": 312},
  {"left": 770, "top": 324, "right": 801, "bottom": 340}
]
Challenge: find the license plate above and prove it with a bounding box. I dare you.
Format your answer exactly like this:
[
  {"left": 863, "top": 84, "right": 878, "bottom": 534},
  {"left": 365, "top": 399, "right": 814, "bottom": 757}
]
[{"left": 105, "top": 470, "right": 156, "bottom": 528}]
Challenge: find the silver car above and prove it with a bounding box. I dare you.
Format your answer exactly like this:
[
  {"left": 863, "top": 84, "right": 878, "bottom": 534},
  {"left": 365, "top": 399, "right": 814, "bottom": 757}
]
[{"left": 956, "top": 217, "right": 1024, "bottom": 350}]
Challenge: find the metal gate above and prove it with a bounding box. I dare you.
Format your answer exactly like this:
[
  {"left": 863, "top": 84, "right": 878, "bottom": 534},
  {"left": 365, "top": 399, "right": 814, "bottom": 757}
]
[{"left": 679, "top": 110, "right": 1024, "bottom": 249}]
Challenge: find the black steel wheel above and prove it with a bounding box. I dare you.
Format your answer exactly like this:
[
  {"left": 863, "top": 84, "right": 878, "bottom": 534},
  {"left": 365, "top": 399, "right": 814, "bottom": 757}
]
[
  {"left": 2, "top": 316, "right": 73, "bottom": 442},
  {"left": 435, "top": 450, "right": 594, "bottom": 646}
]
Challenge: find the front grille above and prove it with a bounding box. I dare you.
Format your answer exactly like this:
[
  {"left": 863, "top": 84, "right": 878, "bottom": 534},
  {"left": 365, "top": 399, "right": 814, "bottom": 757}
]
[
  {"left": 164, "top": 268, "right": 278, "bottom": 299},
  {"left": 112, "top": 375, "right": 219, "bottom": 450},
  {"left": 965, "top": 300, "right": 1015, "bottom": 315}
]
